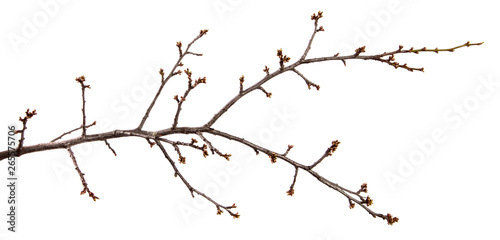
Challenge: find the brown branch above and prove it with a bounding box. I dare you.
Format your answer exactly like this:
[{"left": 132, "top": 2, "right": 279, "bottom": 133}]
[
  {"left": 239, "top": 75, "right": 245, "bottom": 94},
  {"left": 156, "top": 137, "right": 208, "bottom": 158},
  {"left": 203, "top": 13, "right": 482, "bottom": 128},
  {"left": 286, "top": 166, "right": 299, "bottom": 196},
  {"left": 51, "top": 121, "right": 96, "bottom": 142},
  {"left": 292, "top": 68, "right": 320, "bottom": 90},
  {"left": 257, "top": 86, "right": 272, "bottom": 98},
  {"left": 196, "top": 132, "right": 231, "bottom": 160},
  {"left": 0, "top": 127, "right": 212, "bottom": 160},
  {"left": 75, "top": 76, "right": 90, "bottom": 137},
  {"left": 16, "top": 108, "right": 37, "bottom": 156},
  {"left": 104, "top": 140, "right": 117, "bottom": 156},
  {"left": 172, "top": 68, "right": 206, "bottom": 129},
  {"left": 67, "top": 147, "right": 99, "bottom": 201},
  {"left": 154, "top": 139, "right": 239, "bottom": 218},
  {"left": 283, "top": 144, "right": 293, "bottom": 157},
  {"left": 309, "top": 140, "right": 340, "bottom": 169},
  {"left": 137, "top": 30, "right": 208, "bottom": 130},
  {"left": 300, "top": 11, "right": 323, "bottom": 61},
  {"left": 205, "top": 128, "right": 397, "bottom": 224},
  {"left": 0, "top": 11, "right": 483, "bottom": 226}
]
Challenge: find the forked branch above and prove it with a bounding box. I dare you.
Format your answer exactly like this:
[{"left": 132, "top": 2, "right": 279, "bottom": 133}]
[{"left": 0, "top": 11, "right": 483, "bottom": 226}]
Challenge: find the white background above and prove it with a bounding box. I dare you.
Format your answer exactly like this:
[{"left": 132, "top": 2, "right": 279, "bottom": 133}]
[{"left": 1, "top": 0, "right": 499, "bottom": 239}]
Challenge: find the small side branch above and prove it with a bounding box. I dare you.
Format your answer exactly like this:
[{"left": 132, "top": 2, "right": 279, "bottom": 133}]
[
  {"left": 408, "top": 41, "right": 483, "bottom": 53},
  {"left": 286, "top": 167, "right": 299, "bottom": 196},
  {"left": 172, "top": 143, "right": 186, "bottom": 164},
  {"left": 196, "top": 132, "right": 231, "bottom": 160},
  {"left": 16, "top": 108, "right": 37, "bottom": 156},
  {"left": 75, "top": 76, "right": 91, "bottom": 137},
  {"left": 239, "top": 75, "right": 245, "bottom": 94},
  {"left": 51, "top": 121, "right": 96, "bottom": 142},
  {"left": 67, "top": 147, "right": 99, "bottom": 201},
  {"left": 309, "top": 140, "right": 340, "bottom": 169},
  {"left": 104, "top": 140, "right": 117, "bottom": 156},
  {"left": 207, "top": 128, "right": 397, "bottom": 224},
  {"left": 283, "top": 144, "right": 293, "bottom": 157},
  {"left": 172, "top": 69, "right": 206, "bottom": 129},
  {"left": 257, "top": 86, "right": 272, "bottom": 98},
  {"left": 154, "top": 139, "right": 239, "bottom": 218},
  {"left": 300, "top": 11, "right": 324, "bottom": 61},
  {"left": 137, "top": 29, "right": 208, "bottom": 130},
  {"left": 292, "top": 68, "right": 320, "bottom": 90},
  {"left": 157, "top": 137, "right": 208, "bottom": 158}
]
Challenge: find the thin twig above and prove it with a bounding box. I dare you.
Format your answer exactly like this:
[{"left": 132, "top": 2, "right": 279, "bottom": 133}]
[
  {"left": 172, "top": 69, "right": 206, "bottom": 129},
  {"left": 67, "top": 147, "right": 98, "bottom": 201},
  {"left": 156, "top": 137, "right": 208, "bottom": 158},
  {"left": 196, "top": 132, "right": 231, "bottom": 160},
  {"left": 51, "top": 121, "right": 96, "bottom": 142},
  {"left": 292, "top": 68, "right": 320, "bottom": 90},
  {"left": 309, "top": 140, "right": 340, "bottom": 169},
  {"left": 16, "top": 109, "right": 37, "bottom": 156},
  {"left": 104, "top": 140, "right": 117, "bottom": 156},
  {"left": 75, "top": 76, "right": 90, "bottom": 137},
  {"left": 0, "top": 11, "right": 483, "bottom": 226},
  {"left": 206, "top": 128, "right": 396, "bottom": 224},
  {"left": 286, "top": 167, "right": 299, "bottom": 196},
  {"left": 283, "top": 145, "right": 293, "bottom": 157},
  {"left": 154, "top": 139, "right": 239, "bottom": 218},
  {"left": 137, "top": 30, "right": 208, "bottom": 130}
]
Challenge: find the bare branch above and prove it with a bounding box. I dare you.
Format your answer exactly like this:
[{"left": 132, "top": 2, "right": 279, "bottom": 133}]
[
  {"left": 206, "top": 128, "right": 397, "bottom": 224},
  {"left": 257, "top": 86, "right": 272, "bottom": 98},
  {"left": 286, "top": 167, "right": 299, "bottom": 196},
  {"left": 104, "top": 140, "right": 117, "bottom": 156},
  {"left": 283, "top": 144, "right": 293, "bottom": 157},
  {"left": 203, "top": 16, "right": 482, "bottom": 128},
  {"left": 172, "top": 69, "right": 206, "bottom": 129},
  {"left": 75, "top": 76, "right": 90, "bottom": 137},
  {"left": 300, "top": 11, "right": 324, "bottom": 61},
  {"left": 292, "top": 68, "right": 320, "bottom": 90},
  {"left": 309, "top": 140, "right": 340, "bottom": 169},
  {"left": 137, "top": 30, "right": 208, "bottom": 130},
  {"left": 154, "top": 139, "right": 239, "bottom": 218},
  {"left": 67, "top": 147, "right": 99, "bottom": 201},
  {"left": 239, "top": 75, "right": 245, "bottom": 94},
  {"left": 16, "top": 108, "right": 37, "bottom": 156},
  {"left": 0, "top": 11, "right": 483, "bottom": 226},
  {"left": 196, "top": 132, "right": 231, "bottom": 160},
  {"left": 51, "top": 121, "right": 96, "bottom": 143}
]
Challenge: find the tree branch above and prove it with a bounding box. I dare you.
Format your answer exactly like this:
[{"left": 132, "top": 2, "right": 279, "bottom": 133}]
[
  {"left": 137, "top": 30, "right": 208, "bottom": 130},
  {"left": 67, "top": 147, "right": 99, "bottom": 201},
  {"left": 75, "top": 76, "right": 90, "bottom": 137},
  {"left": 51, "top": 121, "right": 96, "bottom": 142},
  {"left": 15, "top": 108, "right": 37, "bottom": 156},
  {"left": 0, "top": 11, "right": 483, "bottom": 226},
  {"left": 154, "top": 139, "right": 239, "bottom": 218}
]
